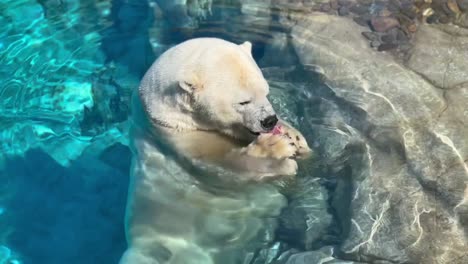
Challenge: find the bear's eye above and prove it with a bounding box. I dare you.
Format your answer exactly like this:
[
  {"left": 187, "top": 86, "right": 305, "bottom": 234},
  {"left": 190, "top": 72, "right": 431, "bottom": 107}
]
[{"left": 239, "top": 100, "right": 251, "bottom": 106}]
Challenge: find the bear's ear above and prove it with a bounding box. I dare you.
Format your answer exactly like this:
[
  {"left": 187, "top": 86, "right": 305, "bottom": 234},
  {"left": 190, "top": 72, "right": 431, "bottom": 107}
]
[
  {"left": 239, "top": 41, "right": 252, "bottom": 54},
  {"left": 179, "top": 72, "right": 203, "bottom": 93},
  {"left": 179, "top": 80, "right": 197, "bottom": 93}
]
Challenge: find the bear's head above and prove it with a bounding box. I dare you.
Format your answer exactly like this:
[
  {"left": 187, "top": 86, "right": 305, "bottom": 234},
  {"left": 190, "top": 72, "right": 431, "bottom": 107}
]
[
  {"left": 140, "top": 38, "right": 278, "bottom": 141},
  {"left": 177, "top": 40, "right": 278, "bottom": 140}
]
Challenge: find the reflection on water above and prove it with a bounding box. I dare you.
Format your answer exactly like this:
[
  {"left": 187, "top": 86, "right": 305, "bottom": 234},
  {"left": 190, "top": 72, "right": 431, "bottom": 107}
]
[{"left": 1, "top": 0, "right": 468, "bottom": 263}]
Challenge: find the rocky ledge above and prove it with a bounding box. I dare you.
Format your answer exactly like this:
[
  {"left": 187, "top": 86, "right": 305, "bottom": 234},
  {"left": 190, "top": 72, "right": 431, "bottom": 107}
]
[{"left": 278, "top": 12, "right": 468, "bottom": 264}]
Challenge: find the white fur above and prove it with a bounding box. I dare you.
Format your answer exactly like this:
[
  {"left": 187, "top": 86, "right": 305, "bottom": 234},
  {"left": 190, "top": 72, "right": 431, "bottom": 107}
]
[{"left": 120, "top": 38, "right": 310, "bottom": 264}]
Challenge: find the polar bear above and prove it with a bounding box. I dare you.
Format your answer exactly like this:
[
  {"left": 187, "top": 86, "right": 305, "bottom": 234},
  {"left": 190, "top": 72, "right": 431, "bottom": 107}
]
[{"left": 120, "top": 38, "right": 311, "bottom": 264}]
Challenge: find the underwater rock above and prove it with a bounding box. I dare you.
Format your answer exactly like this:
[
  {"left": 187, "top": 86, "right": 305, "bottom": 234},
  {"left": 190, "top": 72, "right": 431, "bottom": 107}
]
[
  {"left": 361, "top": 31, "right": 379, "bottom": 41},
  {"left": 284, "top": 246, "right": 364, "bottom": 264},
  {"left": 407, "top": 24, "right": 468, "bottom": 89},
  {"left": 240, "top": 0, "right": 272, "bottom": 16},
  {"left": 101, "top": 0, "right": 156, "bottom": 77},
  {"left": 349, "top": 4, "right": 369, "bottom": 15},
  {"left": 377, "top": 43, "right": 398, "bottom": 51},
  {"left": 259, "top": 33, "right": 299, "bottom": 67},
  {"left": 458, "top": 0, "right": 468, "bottom": 11},
  {"left": 187, "top": 0, "right": 212, "bottom": 19},
  {"left": 261, "top": 68, "right": 338, "bottom": 253},
  {"left": 338, "top": 0, "right": 354, "bottom": 7},
  {"left": 370, "top": 16, "right": 400, "bottom": 32},
  {"left": 370, "top": 40, "right": 381, "bottom": 48},
  {"left": 153, "top": 0, "right": 198, "bottom": 28},
  {"left": 277, "top": 177, "right": 332, "bottom": 250},
  {"left": 2, "top": 148, "right": 128, "bottom": 264},
  {"left": 447, "top": 0, "right": 463, "bottom": 15},
  {"left": 98, "top": 143, "right": 132, "bottom": 174},
  {"left": 435, "top": 84, "right": 468, "bottom": 161},
  {"left": 380, "top": 30, "right": 396, "bottom": 44},
  {"left": 320, "top": 2, "right": 332, "bottom": 12},
  {"left": 288, "top": 12, "right": 468, "bottom": 263},
  {"left": 338, "top": 6, "right": 349, "bottom": 16},
  {"left": 330, "top": 0, "right": 339, "bottom": 10},
  {"left": 379, "top": 27, "right": 409, "bottom": 45},
  {"left": 395, "top": 28, "right": 410, "bottom": 42}
]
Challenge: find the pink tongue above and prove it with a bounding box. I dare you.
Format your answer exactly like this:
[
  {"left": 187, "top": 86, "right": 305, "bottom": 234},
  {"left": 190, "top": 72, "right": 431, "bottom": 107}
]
[{"left": 271, "top": 125, "right": 283, "bottom": 135}]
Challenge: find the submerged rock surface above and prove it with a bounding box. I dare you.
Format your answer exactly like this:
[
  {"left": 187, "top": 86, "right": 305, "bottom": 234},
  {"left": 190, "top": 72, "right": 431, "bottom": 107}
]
[
  {"left": 285, "top": 12, "right": 468, "bottom": 263},
  {"left": 407, "top": 24, "right": 468, "bottom": 90}
]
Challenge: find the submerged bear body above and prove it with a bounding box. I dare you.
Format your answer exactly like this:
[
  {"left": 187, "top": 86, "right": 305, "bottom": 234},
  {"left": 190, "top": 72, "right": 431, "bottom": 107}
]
[{"left": 120, "top": 38, "right": 310, "bottom": 264}]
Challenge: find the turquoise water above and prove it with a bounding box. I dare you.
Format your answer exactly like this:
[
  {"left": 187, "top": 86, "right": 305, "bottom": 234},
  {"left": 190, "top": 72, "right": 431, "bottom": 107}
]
[
  {"left": 8, "top": 0, "right": 461, "bottom": 263},
  {"left": 3, "top": 0, "right": 466, "bottom": 263},
  {"left": 0, "top": 1, "right": 329, "bottom": 263},
  {"left": 1, "top": 1, "right": 145, "bottom": 263}
]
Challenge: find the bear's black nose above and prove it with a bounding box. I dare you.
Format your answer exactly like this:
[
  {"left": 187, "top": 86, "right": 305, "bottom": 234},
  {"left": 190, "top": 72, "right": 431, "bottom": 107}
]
[{"left": 261, "top": 115, "right": 278, "bottom": 131}]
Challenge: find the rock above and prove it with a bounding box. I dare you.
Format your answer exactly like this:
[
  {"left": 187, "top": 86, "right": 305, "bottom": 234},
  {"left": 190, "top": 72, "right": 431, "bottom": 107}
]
[
  {"left": 370, "top": 16, "right": 399, "bottom": 32},
  {"left": 422, "top": 7, "right": 435, "bottom": 18},
  {"left": 377, "top": 43, "right": 398, "bottom": 51},
  {"left": 436, "top": 23, "right": 468, "bottom": 36},
  {"left": 439, "top": 15, "right": 451, "bottom": 23},
  {"left": 426, "top": 14, "right": 439, "bottom": 24},
  {"left": 435, "top": 85, "right": 468, "bottom": 162},
  {"left": 401, "top": 10, "right": 417, "bottom": 20},
  {"left": 380, "top": 30, "right": 396, "bottom": 44},
  {"left": 407, "top": 25, "right": 468, "bottom": 89},
  {"left": 257, "top": 66, "right": 337, "bottom": 259},
  {"left": 2, "top": 148, "right": 129, "bottom": 264},
  {"left": 455, "top": 13, "right": 468, "bottom": 28},
  {"left": 387, "top": 1, "right": 400, "bottom": 13},
  {"left": 320, "top": 3, "right": 331, "bottom": 12},
  {"left": 153, "top": 0, "right": 199, "bottom": 28},
  {"left": 407, "top": 23, "right": 418, "bottom": 32},
  {"left": 361, "top": 31, "right": 379, "bottom": 41},
  {"left": 349, "top": 4, "right": 368, "bottom": 15},
  {"left": 397, "top": 13, "right": 417, "bottom": 34},
  {"left": 284, "top": 246, "right": 365, "bottom": 264},
  {"left": 395, "top": 29, "right": 409, "bottom": 42},
  {"left": 240, "top": 0, "right": 271, "bottom": 17},
  {"left": 277, "top": 177, "right": 332, "bottom": 250},
  {"left": 358, "top": 0, "right": 373, "bottom": 5},
  {"left": 370, "top": 40, "right": 381, "bottom": 48},
  {"left": 378, "top": 8, "right": 392, "bottom": 17},
  {"left": 289, "top": 12, "right": 468, "bottom": 263},
  {"left": 373, "top": 29, "right": 400, "bottom": 47},
  {"left": 338, "top": 0, "right": 353, "bottom": 6},
  {"left": 250, "top": 242, "right": 288, "bottom": 264},
  {"left": 338, "top": 6, "right": 349, "bottom": 16},
  {"left": 101, "top": 0, "right": 156, "bottom": 76},
  {"left": 447, "top": 0, "right": 462, "bottom": 15},
  {"left": 353, "top": 17, "right": 369, "bottom": 27},
  {"left": 259, "top": 32, "right": 299, "bottom": 67},
  {"left": 98, "top": 143, "right": 132, "bottom": 174},
  {"left": 458, "top": 0, "right": 468, "bottom": 11}
]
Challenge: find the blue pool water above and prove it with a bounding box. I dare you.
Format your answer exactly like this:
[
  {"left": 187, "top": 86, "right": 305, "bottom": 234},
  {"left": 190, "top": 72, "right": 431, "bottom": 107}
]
[
  {"left": 1, "top": 1, "right": 149, "bottom": 263},
  {"left": 0, "top": 1, "right": 309, "bottom": 263}
]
